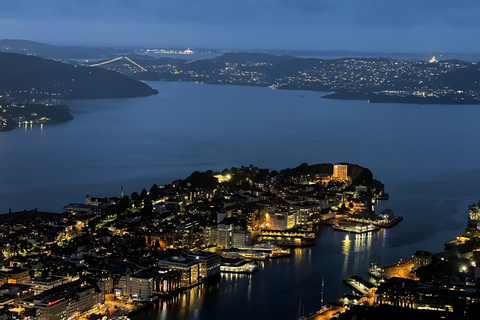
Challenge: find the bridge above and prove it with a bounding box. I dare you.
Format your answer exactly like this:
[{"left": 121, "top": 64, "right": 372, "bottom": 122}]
[{"left": 89, "top": 56, "right": 147, "bottom": 72}]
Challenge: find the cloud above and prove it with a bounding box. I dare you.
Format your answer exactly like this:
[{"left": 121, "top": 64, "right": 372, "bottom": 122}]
[{"left": 1, "top": 0, "right": 480, "bottom": 51}]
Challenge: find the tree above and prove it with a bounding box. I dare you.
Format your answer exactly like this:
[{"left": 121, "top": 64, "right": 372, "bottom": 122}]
[{"left": 140, "top": 188, "right": 148, "bottom": 200}]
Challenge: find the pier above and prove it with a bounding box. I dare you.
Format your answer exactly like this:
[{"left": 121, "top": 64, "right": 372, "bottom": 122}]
[{"left": 343, "top": 275, "right": 376, "bottom": 295}]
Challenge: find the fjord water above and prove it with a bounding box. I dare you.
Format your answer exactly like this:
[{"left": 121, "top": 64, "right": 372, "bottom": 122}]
[{"left": 1, "top": 81, "right": 479, "bottom": 319}]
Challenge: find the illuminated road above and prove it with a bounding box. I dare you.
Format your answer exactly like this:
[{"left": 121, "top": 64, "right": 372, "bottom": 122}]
[
  {"left": 382, "top": 260, "right": 418, "bottom": 280},
  {"left": 90, "top": 56, "right": 147, "bottom": 71},
  {"left": 308, "top": 306, "right": 346, "bottom": 320}
]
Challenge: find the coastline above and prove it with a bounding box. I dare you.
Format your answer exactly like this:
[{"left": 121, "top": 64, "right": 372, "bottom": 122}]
[
  {"left": 0, "top": 104, "right": 74, "bottom": 132},
  {"left": 144, "top": 78, "right": 479, "bottom": 106}
]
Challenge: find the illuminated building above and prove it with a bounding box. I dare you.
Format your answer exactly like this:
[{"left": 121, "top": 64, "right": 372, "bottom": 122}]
[
  {"left": 375, "top": 278, "right": 480, "bottom": 314},
  {"left": 412, "top": 251, "right": 432, "bottom": 271},
  {"left": 157, "top": 257, "right": 201, "bottom": 288},
  {"left": 29, "top": 277, "right": 68, "bottom": 295},
  {"left": 217, "top": 221, "right": 234, "bottom": 249},
  {"left": 19, "top": 281, "right": 103, "bottom": 320},
  {"left": 217, "top": 219, "right": 252, "bottom": 249},
  {"left": 232, "top": 229, "right": 252, "bottom": 248},
  {"left": 119, "top": 269, "right": 153, "bottom": 301},
  {"left": 468, "top": 201, "right": 480, "bottom": 230},
  {"left": 186, "top": 252, "right": 221, "bottom": 279},
  {"left": 154, "top": 269, "right": 181, "bottom": 294},
  {"left": 333, "top": 164, "right": 348, "bottom": 181},
  {"left": 0, "top": 267, "right": 30, "bottom": 285},
  {"left": 265, "top": 210, "right": 298, "bottom": 230}
]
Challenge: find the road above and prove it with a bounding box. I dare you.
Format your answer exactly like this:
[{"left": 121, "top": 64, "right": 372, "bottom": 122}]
[{"left": 382, "top": 260, "right": 418, "bottom": 280}]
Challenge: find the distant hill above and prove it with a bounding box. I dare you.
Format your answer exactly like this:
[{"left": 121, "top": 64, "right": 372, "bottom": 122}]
[
  {"left": 0, "top": 39, "right": 128, "bottom": 59},
  {"left": 0, "top": 51, "right": 158, "bottom": 99}
]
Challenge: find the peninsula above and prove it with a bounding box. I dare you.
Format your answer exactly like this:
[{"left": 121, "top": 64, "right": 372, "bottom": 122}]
[
  {"left": 0, "top": 51, "right": 158, "bottom": 131},
  {"left": 0, "top": 162, "right": 390, "bottom": 319}
]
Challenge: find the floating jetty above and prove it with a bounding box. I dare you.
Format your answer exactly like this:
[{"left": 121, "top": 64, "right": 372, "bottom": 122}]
[
  {"left": 343, "top": 275, "right": 376, "bottom": 295},
  {"left": 333, "top": 223, "right": 379, "bottom": 234},
  {"left": 220, "top": 257, "right": 258, "bottom": 274}
]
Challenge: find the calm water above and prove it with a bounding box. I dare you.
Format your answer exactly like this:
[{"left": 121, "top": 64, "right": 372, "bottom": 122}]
[{"left": 1, "top": 81, "right": 479, "bottom": 319}]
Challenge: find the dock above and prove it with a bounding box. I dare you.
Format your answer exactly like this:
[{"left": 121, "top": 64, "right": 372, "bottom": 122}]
[
  {"left": 343, "top": 275, "right": 376, "bottom": 295},
  {"left": 333, "top": 223, "right": 379, "bottom": 234},
  {"left": 330, "top": 294, "right": 361, "bottom": 307}
]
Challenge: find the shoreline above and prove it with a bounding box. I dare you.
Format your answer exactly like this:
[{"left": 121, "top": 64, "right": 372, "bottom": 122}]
[{"left": 144, "top": 78, "right": 480, "bottom": 106}]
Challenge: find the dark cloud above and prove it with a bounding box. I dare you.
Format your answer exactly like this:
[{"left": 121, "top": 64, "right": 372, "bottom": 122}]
[{"left": 1, "top": 0, "right": 479, "bottom": 51}]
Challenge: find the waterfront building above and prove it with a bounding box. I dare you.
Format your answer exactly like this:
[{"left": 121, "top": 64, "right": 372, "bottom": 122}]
[
  {"left": 375, "top": 277, "right": 480, "bottom": 315},
  {"left": 186, "top": 252, "right": 221, "bottom": 279},
  {"left": 258, "top": 229, "right": 316, "bottom": 246},
  {"left": 333, "top": 164, "right": 348, "bottom": 181},
  {"left": 154, "top": 269, "right": 181, "bottom": 294},
  {"left": 157, "top": 257, "right": 201, "bottom": 288}
]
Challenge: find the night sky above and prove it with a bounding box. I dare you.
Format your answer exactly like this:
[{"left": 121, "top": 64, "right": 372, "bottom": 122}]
[{"left": 1, "top": 0, "right": 479, "bottom": 52}]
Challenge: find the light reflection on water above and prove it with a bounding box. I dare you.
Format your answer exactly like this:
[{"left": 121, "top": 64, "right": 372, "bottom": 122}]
[{"left": 1, "top": 81, "right": 478, "bottom": 320}]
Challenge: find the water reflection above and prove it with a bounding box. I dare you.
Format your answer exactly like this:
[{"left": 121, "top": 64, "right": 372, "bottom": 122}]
[
  {"left": 342, "top": 234, "right": 351, "bottom": 274},
  {"left": 293, "top": 247, "right": 312, "bottom": 267}
]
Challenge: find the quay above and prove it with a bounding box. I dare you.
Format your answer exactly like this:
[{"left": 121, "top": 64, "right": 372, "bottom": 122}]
[
  {"left": 343, "top": 275, "right": 376, "bottom": 295},
  {"left": 330, "top": 294, "right": 361, "bottom": 307}
]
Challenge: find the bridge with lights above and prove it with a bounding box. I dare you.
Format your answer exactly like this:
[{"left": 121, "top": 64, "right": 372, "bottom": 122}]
[{"left": 89, "top": 56, "right": 147, "bottom": 71}]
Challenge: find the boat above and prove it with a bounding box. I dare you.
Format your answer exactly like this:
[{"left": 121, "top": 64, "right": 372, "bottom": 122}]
[
  {"left": 237, "top": 250, "right": 269, "bottom": 260},
  {"left": 237, "top": 243, "right": 291, "bottom": 258},
  {"left": 221, "top": 249, "right": 268, "bottom": 260}
]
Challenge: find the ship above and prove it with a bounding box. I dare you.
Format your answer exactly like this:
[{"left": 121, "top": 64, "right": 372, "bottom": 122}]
[{"left": 237, "top": 243, "right": 291, "bottom": 258}]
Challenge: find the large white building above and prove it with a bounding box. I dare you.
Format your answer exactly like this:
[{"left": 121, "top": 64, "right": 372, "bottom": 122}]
[{"left": 118, "top": 270, "right": 153, "bottom": 301}]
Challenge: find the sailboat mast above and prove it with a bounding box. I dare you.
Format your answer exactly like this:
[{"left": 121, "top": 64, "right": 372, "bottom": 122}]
[{"left": 321, "top": 277, "right": 324, "bottom": 308}]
